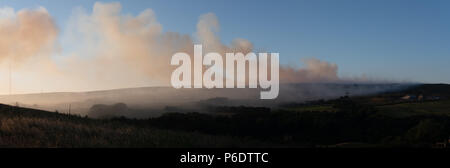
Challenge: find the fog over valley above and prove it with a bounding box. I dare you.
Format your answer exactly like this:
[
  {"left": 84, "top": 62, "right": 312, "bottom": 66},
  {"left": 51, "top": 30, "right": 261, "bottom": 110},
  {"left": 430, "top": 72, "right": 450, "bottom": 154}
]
[{"left": 0, "top": 83, "right": 411, "bottom": 118}]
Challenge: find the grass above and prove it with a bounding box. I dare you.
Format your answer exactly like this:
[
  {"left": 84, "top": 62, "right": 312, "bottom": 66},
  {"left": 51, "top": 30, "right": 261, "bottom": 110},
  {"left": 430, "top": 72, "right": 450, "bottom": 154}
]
[
  {"left": 377, "top": 100, "right": 450, "bottom": 118},
  {"left": 284, "top": 105, "right": 337, "bottom": 113},
  {"left": 0, "top": 104, "right": 267, "bottom": 148}
]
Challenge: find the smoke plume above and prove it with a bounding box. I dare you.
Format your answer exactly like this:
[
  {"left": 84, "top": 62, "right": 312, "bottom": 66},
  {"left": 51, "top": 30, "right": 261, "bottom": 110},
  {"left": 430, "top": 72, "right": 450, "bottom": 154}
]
[
  {"left": 0, "top": 7, "right": 57, "bottom": 64},
  {"left": 280, "top": 58, "right": 339, "bottom": 83},
  {"left": 0, "top": 2, "right": 363, "bottom": 94}
]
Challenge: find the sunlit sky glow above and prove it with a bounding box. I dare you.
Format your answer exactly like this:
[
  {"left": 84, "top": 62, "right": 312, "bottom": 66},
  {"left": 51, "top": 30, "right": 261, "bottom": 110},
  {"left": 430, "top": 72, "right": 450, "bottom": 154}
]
[{"left": 1, "top": 0, "right": 449, "bottom": 94}]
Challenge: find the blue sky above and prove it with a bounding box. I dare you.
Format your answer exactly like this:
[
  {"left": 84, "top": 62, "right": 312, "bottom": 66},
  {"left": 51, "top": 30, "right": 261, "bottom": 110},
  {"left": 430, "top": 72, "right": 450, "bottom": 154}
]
[{"left": 2, "top": 0, "right": 450, "bottom": 83}]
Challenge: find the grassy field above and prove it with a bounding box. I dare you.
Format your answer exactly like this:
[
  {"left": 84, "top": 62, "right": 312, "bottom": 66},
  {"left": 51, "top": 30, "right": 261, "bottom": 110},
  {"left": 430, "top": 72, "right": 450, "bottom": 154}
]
[
  {"left": 284, "top": 105, "right": 337, "bottom": 113},
  {"left": 0, "top": 104, "right": 266, "bottom": 148},
  {"left": 0, "top": 84, "right": 448, "bottom": 148},
  {"left": 283, "top": 100, "right": 450, "bottom": 118},
  {"left": 377, "top": 100, "right": 450, "bottom": 118}
]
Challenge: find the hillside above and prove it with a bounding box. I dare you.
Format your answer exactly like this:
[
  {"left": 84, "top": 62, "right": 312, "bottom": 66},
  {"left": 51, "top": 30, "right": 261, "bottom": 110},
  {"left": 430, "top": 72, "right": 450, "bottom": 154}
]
[
  {"left": 0, "top": 84, "right": 448, "bottom": 148},
  {"left": 0, "top": 83, "right": 407, "bottom": 118},
  {"left": 0, "top": 104, "right": 265, "bottom": 148}
]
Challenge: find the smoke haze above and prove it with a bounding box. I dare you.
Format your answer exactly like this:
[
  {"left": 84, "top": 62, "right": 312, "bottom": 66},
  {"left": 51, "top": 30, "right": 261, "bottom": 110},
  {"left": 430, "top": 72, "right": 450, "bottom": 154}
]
[
  {"left": 0, "top": 2, "right": 370, "bottom": 94},
  {"left": 0, "top": 2, "right": 408, "bottom": 119}
]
